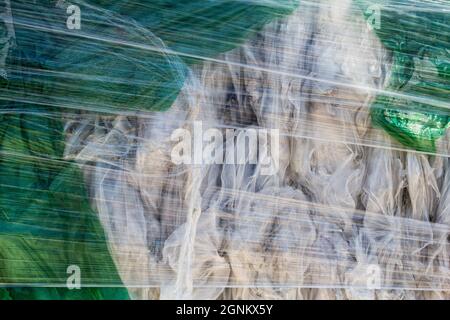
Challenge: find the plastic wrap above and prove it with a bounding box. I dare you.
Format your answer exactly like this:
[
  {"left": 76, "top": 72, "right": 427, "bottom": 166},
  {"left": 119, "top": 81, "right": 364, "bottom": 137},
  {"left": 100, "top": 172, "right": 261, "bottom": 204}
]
[{"left": 1, "top": 0, "right": 450, "bottom": 300}]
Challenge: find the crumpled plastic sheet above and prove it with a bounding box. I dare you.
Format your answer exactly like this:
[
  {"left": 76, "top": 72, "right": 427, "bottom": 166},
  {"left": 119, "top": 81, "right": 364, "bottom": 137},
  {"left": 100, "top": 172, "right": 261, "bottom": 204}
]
[{"left": 1, "top": 0, "right": 450, "bottom": 300}]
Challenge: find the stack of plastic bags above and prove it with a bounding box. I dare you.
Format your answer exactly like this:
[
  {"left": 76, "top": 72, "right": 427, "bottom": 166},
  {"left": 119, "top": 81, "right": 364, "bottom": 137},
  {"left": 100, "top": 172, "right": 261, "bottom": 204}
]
[{"left": 0, "top": 0, "right": 449, "bottom": 299}]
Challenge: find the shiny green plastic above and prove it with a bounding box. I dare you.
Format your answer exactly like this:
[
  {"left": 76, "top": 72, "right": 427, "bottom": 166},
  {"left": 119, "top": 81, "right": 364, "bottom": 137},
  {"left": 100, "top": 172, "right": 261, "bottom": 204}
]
[{"left": 357, "top": 0, "right": 450, "bottom": 152}]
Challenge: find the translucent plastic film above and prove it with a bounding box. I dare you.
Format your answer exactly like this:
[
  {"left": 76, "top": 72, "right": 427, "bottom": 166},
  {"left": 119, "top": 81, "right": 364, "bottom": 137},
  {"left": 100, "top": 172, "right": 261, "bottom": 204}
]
[{"left": 1, "top": 0, "right": 450, "bottom": 300}]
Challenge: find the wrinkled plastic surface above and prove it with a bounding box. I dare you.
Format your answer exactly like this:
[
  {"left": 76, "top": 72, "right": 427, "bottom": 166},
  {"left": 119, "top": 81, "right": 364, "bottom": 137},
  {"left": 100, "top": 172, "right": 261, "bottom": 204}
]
[{"left": 1, "top": 0, "right": 450, "bottom": 300}]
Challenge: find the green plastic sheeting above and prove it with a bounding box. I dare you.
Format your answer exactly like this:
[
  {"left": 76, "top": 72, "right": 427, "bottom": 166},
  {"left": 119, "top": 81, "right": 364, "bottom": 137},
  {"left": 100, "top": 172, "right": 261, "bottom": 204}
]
[
  {"left": 0, "top": 0, "right": 299, "bottom": 299},
  {"left": 0, "top": 110, "right": 130, "bottom": 299},
  {"left": 357, "top": 0, "right": 450, "bottom": 152},
  {"left": 5, "top": 0, "right": 300, "bottom": 113},
  {"left": 88, "top": 0, "right": 300, "bottom": 64}
]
